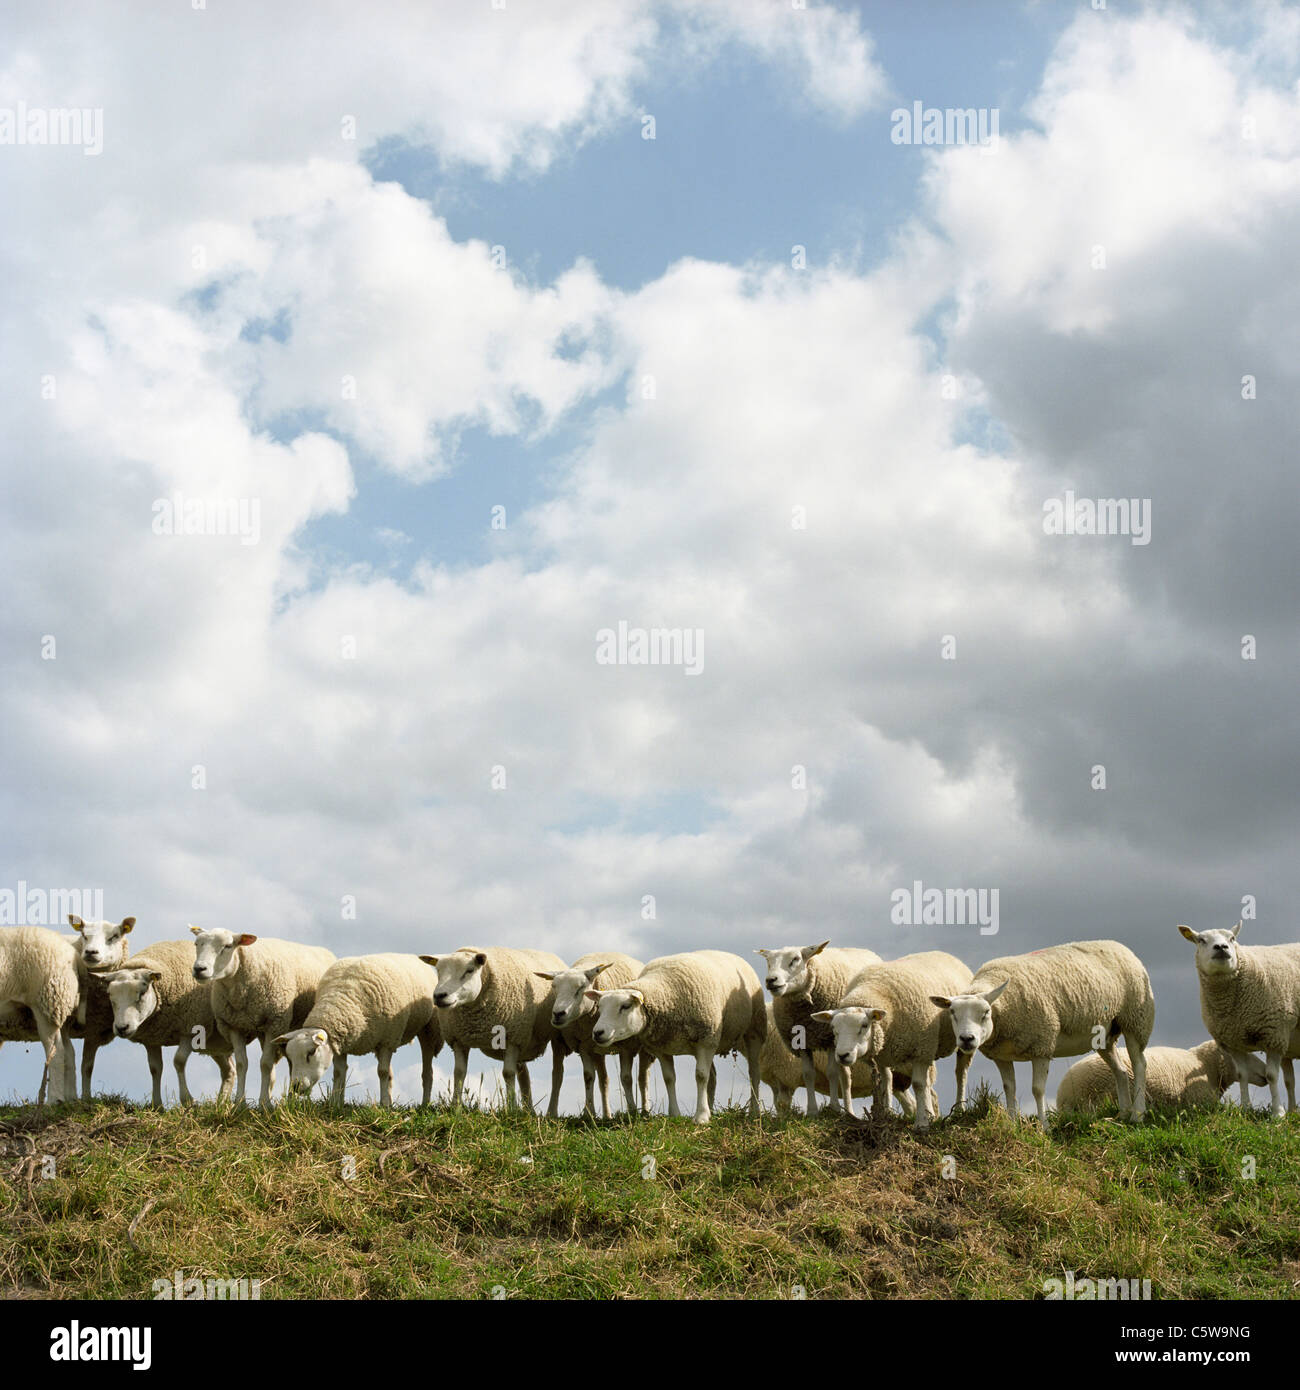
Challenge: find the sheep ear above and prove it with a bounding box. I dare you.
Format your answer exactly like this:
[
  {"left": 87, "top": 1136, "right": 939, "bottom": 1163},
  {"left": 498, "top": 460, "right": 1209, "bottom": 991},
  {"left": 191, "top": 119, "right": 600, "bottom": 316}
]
[
  {"left": 583, "top": 989, "right": 605, "bottom": 1002},
  {"left": 313, "top": 1030, "right": 328, "bottom": 1045},
  {"left": 626, "top": 989, "right": 644, "bottom": 1004},
  {"left": 1177, "top": 924, "right": 1201, "bottom": 944},
  {"left": 1230, "top": 920, "right": 1242, "bottom": 940},
  {"left": 473, "top": 952, "right": 487, "bottom": 967},
  {"left": 121, "top": 917, "right": 136, "bottom": 932},
  {"left": 810, "top": 1010, "right": 835, "bottom": 1022},
  {"left": 189, "top": 924, "right": 202, "bottom": 936},
  {"left": 235, "top": 934, "right": 257, "bottom": 947},
  {"left": 868, "top": 1007, "right": 886, "bottom": 1023},
  {"left": 584, "top": 963, "right": 613, "bottom": 981},
  {"left": 534, "top": 971, "right": 557, "bottom": 981},
  {"left": 929, "top": 995, "right": 952, "bottom": 1009},
  {"left": 98, "top": 970, "right": 126, "bottom": 984},
  {"left": 68, "top": 915, "right": 84, "bottom": 930},
  {"left": 754, "top": 948, "right": 770, "bottom": 959},
  {"left": 419, "top": 955, "right": 438, "bottom": 967},
  {"left": 802, "top": 941, "right": 830, "bottom": 959},
  {"left": 146, "top": 971, "right": 163, "bottom": 983},
  {"left": 982, "top": 981, "right": 1009, "bottom": 1004}
]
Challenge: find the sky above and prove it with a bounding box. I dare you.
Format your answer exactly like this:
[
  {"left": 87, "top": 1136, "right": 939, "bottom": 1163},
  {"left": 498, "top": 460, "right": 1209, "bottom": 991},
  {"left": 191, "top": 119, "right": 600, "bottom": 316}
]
[{"left": 2, "top": 0, "right": 1299, "bottom": 1112}]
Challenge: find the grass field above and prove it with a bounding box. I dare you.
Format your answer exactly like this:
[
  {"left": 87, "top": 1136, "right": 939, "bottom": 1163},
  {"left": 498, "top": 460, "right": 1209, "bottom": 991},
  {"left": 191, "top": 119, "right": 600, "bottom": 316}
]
[{"left": 2, "top": 1089, "right": 1297, "bottom": 1300}]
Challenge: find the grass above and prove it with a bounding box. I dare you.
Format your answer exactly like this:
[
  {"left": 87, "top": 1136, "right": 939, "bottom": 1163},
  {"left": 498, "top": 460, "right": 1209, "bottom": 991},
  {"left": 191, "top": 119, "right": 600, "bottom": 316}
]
[{"left": 1, "top": 1087, "right": 1298, "bottom": 1299}]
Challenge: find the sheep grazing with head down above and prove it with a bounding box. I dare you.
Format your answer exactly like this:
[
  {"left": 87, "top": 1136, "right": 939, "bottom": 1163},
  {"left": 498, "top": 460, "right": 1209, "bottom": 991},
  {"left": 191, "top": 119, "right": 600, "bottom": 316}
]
[
  {"left": 811, "top": 951, "right": 971, "bottom": 1130},
  {"left": 534, "top": 952, "right": 651, "bottom": 1118},
  {"left": 932, "top": 939, "right": 1155, "bottom": 1131},
  {"left": 190, "top": 926, "right": 335, "bottom": 1109},
  {"left": 0, "top": 927, "right": 83, "bottom": 1102},
  {"left": 273, "top": 954, "right": 442, "bottom": 1108},
  {"left": 754, "top": 941, "right": 883, "bottom": 1115},
  {"left": 1178, "top": 921, "right": 1300, "bottom": 1119},
  {"left": 1056, "top": 1040, "right": 1267, "bottom": 1114},
  {"left": 98, "top": 939, "right": 235, "bottom": 1106},
  {"left": 586, "top": 950, "right": 766, "bottom": 1124},
  {"left": 420, "top": 947, "right": 566, "bottom": 1112}
]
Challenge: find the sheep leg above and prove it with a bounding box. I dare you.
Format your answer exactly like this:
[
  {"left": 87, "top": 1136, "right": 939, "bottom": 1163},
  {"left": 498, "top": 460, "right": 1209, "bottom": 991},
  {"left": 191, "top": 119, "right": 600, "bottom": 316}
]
[
  {"left": 911, "top": 1061, "right": 935, "bottom": 1132},
  {"left": 214, "top": 1050, "right": 235, "bottom": 1101},
  {"left": 693, "top": 1045, "right": 715, "bottom": 1124},
  {"left": 376, "top": 1045, "right": 393, "bottom": 1108},
  {"left": 869, "top": 1065, "right": 891, "bottom": 1124},
  {"left": 1031, "top": 1058, "right": 1051, "bottom": 1131},
  {"left": 638, "top": 1052, "right": 651, "bottom": 1114},
  {"left": 80, "top": 1034, "right": 100, "bottom": 1103},
  {"left": 231, "top": 1033, "right": 249, "bottom": 1106},
  {"left": 744, "top": 1036, "right": 761, "bottom": 1117},
  {"left": 597, "top": 1053, "right": 611, "bottom": 1120},
  {"left": 661, "top": 1055, "right": 680, "bottom": 1117},
  {"left": 147, "top": 1044, "right": 164, "bottom": 1109},
  {"left": 518, "top": 1060, "right": 534, "bottom": 1111},
  {"left": 419, "top": 1032, "right": 434, "bottom": 1107},
  {"left": 1284, "top": 1058, "right": 1297, "bottom": 1113},
  {"left": 1264, "top": 1052, "right": 1285, "bottom": 1120},
  {"left": 927, "top": 1064, "right": 939, "bottom": 1118},
  {"left": 618, "top": 1051, "right": 636, "bottom": 1114},
  {"left": 1099, "top": 1039, "right": 1131, "bottom": 1116},
  {"left": 1125, "top": 1037, "right": 1147, "bottom": 1121},
  {"left": 895, "top": 1074, "right": 917, "bottom": 1120},
  {"left": 331, "top": 1054, "right": 347, "bottom": 1105},
  {"left": 58, "top": 1026, "right": 77, "bottom": 1103},
  {"left": 501, "top": 1044, "right": 520, "bottom": 1110},
  {"left": 1230, "top": 1052, "right": 1254, "bottom": 1110},
  {"left": 775, "top": 1082, "right": 792, "bottom": 1115},
  {"left": 800, "top": 1050, "right": 819, "bottom": 1116},
  {"left": 996, "top": 1059, "right": 1018, "bottom": 1116},
  {"left": 32, "top": 1009, "right": 64, "bottom": 1104},
  {"left": 547, "top": 1039, "right": 564, "bottom": 1119},
  {"left": 580, "top": 1050, "right": 597, "bottom": 1116},
  {"left": 707, "top": 1060, "right": 717, "bottom": 1110},
  {"left": 257, "top": 1030, "right": 281, "bottom": 1109},
  {"left": 173, "top": 1036, "right": 194, "bottom": 1105},
  {"left": 451, "top": 1041, "right": 468, "bottom": 1108},
  {"left": 953, "top": 1051, "right": 972, "bottom": 1112}
]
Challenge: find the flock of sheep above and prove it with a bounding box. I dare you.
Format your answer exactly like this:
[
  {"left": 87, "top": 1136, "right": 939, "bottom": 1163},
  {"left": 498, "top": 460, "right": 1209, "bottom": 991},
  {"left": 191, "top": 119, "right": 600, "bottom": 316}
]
[{"left": 0, "top": 918, "right": 1296, "bottom": 1130}]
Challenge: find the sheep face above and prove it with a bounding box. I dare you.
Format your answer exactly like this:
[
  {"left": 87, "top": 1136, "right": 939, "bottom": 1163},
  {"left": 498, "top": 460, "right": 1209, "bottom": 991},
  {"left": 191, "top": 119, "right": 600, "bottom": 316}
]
[
  {"left": 1178, "top": 922, "right": 1241, "bottom": 978},
  {"left": 810, "top": 1006, "right": 884, "bottom": 1066},
  {"left": 69, "top": 914, "right": 135, "bottom": 970},
  {"left": 586, "top": 988, "right": 646, "bottom": 1045},
  {"left": 275, "top": 1028, "right": 334, "bottom": 1093},
  {"left": 103, "top": 968, "right": 164, "bottom": 1037},
  {"left": 541, "top": 964, "right": 611, "bottom": 1028},
  {"left": 754, "top": 942, "right": 828, "bottom": 998},
  {"left": 190, "top": 926, "right": 258, "bottom": 981},
  {"left": 931, "top": 981, "right": 1008, "bottom": 1054},
  {"left": 427, "top": 951, "right": 489, "bottom": 1009}
]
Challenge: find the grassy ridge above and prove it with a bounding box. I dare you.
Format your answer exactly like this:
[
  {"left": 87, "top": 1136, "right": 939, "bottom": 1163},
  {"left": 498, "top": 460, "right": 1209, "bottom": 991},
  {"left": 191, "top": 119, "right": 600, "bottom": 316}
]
[{"left": 1, "top": 1091, "right": 1297, "bottom": 1299}]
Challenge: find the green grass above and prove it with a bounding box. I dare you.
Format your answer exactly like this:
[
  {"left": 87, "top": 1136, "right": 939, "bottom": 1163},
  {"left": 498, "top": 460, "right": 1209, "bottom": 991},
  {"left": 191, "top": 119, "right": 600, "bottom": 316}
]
[{"left": 1, "top": 1089, "right": 1297, "bottom": 1299}]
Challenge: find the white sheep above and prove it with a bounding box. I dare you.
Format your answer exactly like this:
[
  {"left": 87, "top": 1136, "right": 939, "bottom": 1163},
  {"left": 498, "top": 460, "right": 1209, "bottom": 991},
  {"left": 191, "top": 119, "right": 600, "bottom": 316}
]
[
  {"left": 272, "top": 954, "right": 442, "bottom": 1108},
  {"left": 534, "top": 952, "right": 651, "bottom": 1118},
  {"left": 98, "top": 939, "right": 235, "bottom": 1106},
  {"left": 755, "top": 941, "right": 883, "bottom": 1115},
  {"left": 190, "top": 926, "right": 335, "bottom": 1109},
  {"left": 933, "top": 939, "right": 1155, "bottom": 1131},
  {"left": 758, "top": 1001, "right": 932, "bottom": 1119},
  {"left": 811, "top": 951, "right": 972, "bottom": 1130},
  {"left": 1178, "top": 921, "right": 1300, "bottom": 1119},
  {"left": 419, "top": 946, "right": 566, "bottom": 1112},
  {"left": 0, "top": 927, "right": 82, "bottom": 1102},
  {"left": 0, "top": 915, "right": 136, "bottom": 1100},
  {"left": 1056, "top": 1041, "right": 1268, "bottom": 1113},
  {"left": 586, "top": 950, "right": 767, "bottom": 1124}
]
